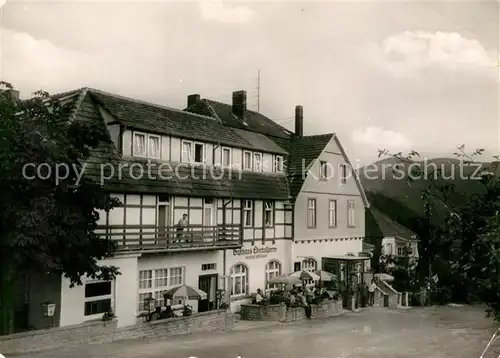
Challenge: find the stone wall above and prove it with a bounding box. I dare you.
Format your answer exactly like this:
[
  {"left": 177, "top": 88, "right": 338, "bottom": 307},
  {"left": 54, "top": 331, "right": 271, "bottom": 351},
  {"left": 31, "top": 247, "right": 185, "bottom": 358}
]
[
  {"left": 240, "top": 300, "right": 343, "bottom": 322},
  {"left": 1, "top": 309, "right": 234, "bottom": 355}
]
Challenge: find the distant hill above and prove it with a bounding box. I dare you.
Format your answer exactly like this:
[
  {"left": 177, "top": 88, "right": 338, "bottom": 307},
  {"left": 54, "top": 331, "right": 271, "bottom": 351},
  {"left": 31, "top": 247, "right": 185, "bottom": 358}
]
[{"left": 358, "top": 157, "right": 492, "bottom": 222}]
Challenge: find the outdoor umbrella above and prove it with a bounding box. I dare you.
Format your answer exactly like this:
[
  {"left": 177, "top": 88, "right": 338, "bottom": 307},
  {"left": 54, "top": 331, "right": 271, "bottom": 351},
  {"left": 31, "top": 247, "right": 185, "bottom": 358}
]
[
  {"left": 374, "top": 273, "right": 394, "bottom": 282},
  {"left": 267, "top": 274, "right": 302, "bottom": 285},
  {"left": 290, "top": 270, "right": 321, "bottom": 281},
  {"left": 315, "top": 270, "right": 337, "bottom": 281},
  {"left": 164, "top": 284, "right": 207, "bottom": 300}
]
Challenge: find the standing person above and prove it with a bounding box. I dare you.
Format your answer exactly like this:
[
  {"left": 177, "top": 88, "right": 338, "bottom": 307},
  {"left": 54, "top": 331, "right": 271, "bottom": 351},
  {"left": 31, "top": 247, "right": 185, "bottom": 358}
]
[
  {"left": 368, "top": 278, "right": 377, "bottom": 307},
  {"left": 298, "top": 292, "right": 312, "bottom": 319},
  {"left": 176, "top": 213, "right": 188, "bottom": 240}
]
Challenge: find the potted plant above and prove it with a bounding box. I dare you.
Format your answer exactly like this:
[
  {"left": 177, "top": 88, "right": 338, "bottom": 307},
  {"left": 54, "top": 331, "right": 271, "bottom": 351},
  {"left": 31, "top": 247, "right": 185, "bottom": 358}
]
[{"left": 102, "top": 310, "right": 115, "bottom": 321}]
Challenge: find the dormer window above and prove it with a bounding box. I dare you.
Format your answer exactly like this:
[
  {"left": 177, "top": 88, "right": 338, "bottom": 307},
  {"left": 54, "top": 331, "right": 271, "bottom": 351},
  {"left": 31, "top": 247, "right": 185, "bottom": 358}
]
[
  {"left": 254, "top": 153, "right": 262, "bottom": 171},
  {"left": 148, "top": 135, "right": 160, "bottom": 159},
  {"left": 274, "top": 155, "right": 284, "bottom": 173},
  {"left": 133, "top": 132, "right": 160, "bottom": 159},
  {"left": 182, "top": 141, "right": 192, "bottom": 162},
  {"left": 182, "top": 140, "right": 205, "bottom": 163},
  {"left": 243, "top": 151, "right": 252, "bottom": 170},
  {"left": 133, "top": 133, "right": 146, "bottom": 157},
  {"left": 194, "top": 143, "right": 204, "bottom": 163}
]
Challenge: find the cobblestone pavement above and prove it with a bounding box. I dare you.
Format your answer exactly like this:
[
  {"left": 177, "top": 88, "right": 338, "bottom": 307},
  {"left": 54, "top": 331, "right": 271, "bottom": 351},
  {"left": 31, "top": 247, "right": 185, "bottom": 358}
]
[{"left": 9, "top": 306, "right": 500, "bottom": 358}]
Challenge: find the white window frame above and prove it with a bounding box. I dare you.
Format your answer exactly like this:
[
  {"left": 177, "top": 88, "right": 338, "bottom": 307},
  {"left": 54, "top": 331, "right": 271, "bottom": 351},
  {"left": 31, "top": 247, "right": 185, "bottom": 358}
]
[
  {"left": 302, "top": 258, "right": 317, "bottom": 272},
  {"left": 133, "top": 132, "right": 147, "bottom": 157},
  {"left": 397, "top": 246, "right": 403, "bottom": 256},
  {"left": 243, "top": 200, "right": 253, "bottom": 227},
  {"left": 243, "top": 151, "right": 252, "bottom": 170},
  {"left": 328, "top": 200, "right": 337, "bottom": 228},
  {"left": 84, "top": 280, "right": 114, "bottom": 318},
  {"left": 138, "top": 267, "right": 185, "bottom": 312},
  {"left": 148, "top": 134, "right": 161, "bottom": 159},
  {"left": 264, "top": 201, "right": 274, "bottom": 227},
  {"left": 193, "top": 142, "right": 205, "bottom": 164},
  {"left": 230, "top": 263, "right": 249, "bottom": 297},
  {"left": 307, "top": 198, "right": 316, "bottom": 228},
  {"left": 265, "top": 260, "right": 282, "bottom": 291},
  {"left": 385, "top": 243, "right": 393, "bottom": 256},
  {"left": 181, "top": 140, "right": 193, "bottom": 163},
  {"left": 340, "top": 164, "right": 348, "bottom": 184},
  {"left": 302, "top": 258, "right": 317, "bottom": 286},
  {"left": 254, "top": 153, "right": 263, "bottom": 171},
  {"left": 222, "top": 147, "right": 232, "bottom": 167},
  {"left": 274, "top": 155, "right": 284, "bottom": 173},
  {"left": 347, "top": 200, "right": 356, "bottom": 228},
  {"left": 320, "top": 161, "right": 328, "bottom": 181},
  {"left": 203, "top": 198, "right": 215, "bottom": 227}
]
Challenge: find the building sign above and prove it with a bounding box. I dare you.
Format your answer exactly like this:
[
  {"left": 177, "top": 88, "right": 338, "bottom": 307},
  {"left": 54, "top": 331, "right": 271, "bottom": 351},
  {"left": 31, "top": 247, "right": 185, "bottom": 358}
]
[{"left": 233, "top": 246, "right": 277, "bottom": 260}]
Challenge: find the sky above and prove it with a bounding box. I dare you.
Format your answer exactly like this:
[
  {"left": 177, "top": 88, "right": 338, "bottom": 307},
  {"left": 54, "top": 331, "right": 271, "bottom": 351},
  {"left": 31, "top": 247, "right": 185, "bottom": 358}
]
[{"left": 0, "top": 0, "right": 498, "bottom": 165}]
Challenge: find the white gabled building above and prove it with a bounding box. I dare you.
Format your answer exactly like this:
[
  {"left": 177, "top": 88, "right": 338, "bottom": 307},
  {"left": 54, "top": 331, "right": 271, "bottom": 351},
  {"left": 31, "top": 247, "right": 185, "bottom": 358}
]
[{"left": 20, "top": 88, "right": 370, "bottom": 331}]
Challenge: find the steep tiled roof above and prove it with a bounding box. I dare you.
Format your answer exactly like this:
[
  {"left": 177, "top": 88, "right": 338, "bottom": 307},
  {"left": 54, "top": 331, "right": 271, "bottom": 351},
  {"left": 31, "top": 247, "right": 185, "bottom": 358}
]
[
  {"left": 84, "top": 158, "right": 290, "bottom": 199},
  {"left": 185, "top": 99, "right": 293, "bottom": 139},
  {"left": 88, "top": 90, "right": 285, "bottom": 154},
  {"left": 288, "top": 134, "right": 334, "bottom": 198},
  {"left": 368, "top": 207, "right": 417, "bottom": 239},
  {"left": 186, "top": 96, "right": 369, "bottom": 206},
  {"left": 231, "top": 128, "right": 288, "bottom": 155},
  {"left": 56, "top": 88, "right": 290, "bottom": 199}
]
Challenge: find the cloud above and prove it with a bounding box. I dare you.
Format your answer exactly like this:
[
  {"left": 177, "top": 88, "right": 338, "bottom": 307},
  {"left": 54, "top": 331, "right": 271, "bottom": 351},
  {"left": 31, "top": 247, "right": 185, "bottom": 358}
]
[
  {"left": 1, "top": 27, "right": 91, "bottom": 95},
  {"left": 352, "top": 126, "right": 412, "bottom": 150},
  {"left": 199, "top": 1, "right": 254, "bottom": 24},
  {"left": 362, "top": 31, "right": 495, "bottom": 78}
]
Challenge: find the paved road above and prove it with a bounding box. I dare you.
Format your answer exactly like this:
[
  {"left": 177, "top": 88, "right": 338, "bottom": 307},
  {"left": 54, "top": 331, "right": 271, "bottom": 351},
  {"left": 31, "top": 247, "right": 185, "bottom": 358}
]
[{"left": 11, "top": 306, "right": 500, "bottom": 358}]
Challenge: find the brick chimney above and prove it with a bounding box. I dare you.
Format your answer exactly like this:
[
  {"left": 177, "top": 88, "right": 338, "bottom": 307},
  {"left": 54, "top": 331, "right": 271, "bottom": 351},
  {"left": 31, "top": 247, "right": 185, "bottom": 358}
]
[
  {"left": 295, "top": 105, "right": 303, "bottom": 137},
  {"left": 232, "top": 90, "right": 247, "bottom": 119},
  {"left": 187, "top": 94, "right": 200, "bottom": 107}
]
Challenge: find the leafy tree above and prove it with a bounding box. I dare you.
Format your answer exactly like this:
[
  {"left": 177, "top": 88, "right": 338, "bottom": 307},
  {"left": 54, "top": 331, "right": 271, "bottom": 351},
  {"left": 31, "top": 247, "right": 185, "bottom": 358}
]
[
  {"left": 0, "top": 82, "right": 120, "bottom": 334},
  {"left": 379, "top": 247, "right": 418, "bottom": 293},
  {"left": 378, "top": 146, "right": 500, "bottom": 319},
  {"left": 366, "top": 190, "right": 436, "bottom": 285}
]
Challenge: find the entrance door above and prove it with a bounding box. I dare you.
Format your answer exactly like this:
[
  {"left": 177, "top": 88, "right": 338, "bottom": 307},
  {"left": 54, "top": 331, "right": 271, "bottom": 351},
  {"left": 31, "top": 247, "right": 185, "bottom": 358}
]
[
  {"left": 203, "top": 199, "right": 215, "bottom": 242},
  {"left": 158, "top": 204, "right": 171, "bottom": 241},
  {"left": 198, "top": 274, "right": 218, "bottom": 312}
]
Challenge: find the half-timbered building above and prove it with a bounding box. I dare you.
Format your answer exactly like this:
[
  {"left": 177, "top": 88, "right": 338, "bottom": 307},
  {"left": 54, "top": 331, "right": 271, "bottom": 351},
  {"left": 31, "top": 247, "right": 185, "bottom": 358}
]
[{"left": 23, "top": 87, "right": 369, "bottom": 330}]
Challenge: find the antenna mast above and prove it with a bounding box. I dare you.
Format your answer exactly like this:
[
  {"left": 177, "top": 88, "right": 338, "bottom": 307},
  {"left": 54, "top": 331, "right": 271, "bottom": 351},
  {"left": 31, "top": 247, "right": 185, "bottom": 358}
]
[{"left": 257, "top": 69, "right": 260, "bottom": 112}]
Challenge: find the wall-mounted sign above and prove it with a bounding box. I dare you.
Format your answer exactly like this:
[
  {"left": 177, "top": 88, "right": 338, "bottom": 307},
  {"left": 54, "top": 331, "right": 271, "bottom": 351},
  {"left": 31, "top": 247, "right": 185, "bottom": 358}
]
[{"left": 233, "top": 246, "right": 277, "bottom": 260}]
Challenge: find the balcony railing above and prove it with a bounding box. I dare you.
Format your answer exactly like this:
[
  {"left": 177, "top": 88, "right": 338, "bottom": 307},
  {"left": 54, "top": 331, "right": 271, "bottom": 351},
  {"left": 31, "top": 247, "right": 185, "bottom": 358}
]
[{"left": 96, "top": 224, "right": 243, "bottom": 253}]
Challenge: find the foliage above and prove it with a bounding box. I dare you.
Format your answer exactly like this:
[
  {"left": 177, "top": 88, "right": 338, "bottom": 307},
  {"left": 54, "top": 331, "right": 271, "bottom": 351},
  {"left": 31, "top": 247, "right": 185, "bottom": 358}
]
[
  {"left": 366, "top": 191, "right": 437, "bottom": 285},
  {"left": 379, "top": 247, "right": 418, "bottom": 293},
  {"left": 376, "top": 145, "right": 500, "bottom": 319},
  {"left": 0, "top": 82, "right": 120, "bottom": 334}
]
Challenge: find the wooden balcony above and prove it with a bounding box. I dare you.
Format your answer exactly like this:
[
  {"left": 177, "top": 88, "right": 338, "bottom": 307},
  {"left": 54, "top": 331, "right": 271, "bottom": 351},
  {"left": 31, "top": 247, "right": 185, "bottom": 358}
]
[{"left": 96, "top": 224, "right": 243, "bottom": 254}]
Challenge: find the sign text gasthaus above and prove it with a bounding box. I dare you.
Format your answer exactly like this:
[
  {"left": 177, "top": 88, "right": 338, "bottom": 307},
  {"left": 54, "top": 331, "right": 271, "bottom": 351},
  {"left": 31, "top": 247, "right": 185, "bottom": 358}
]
[{"left": 232, "top": 246, "right": 277, "bottom": 259}]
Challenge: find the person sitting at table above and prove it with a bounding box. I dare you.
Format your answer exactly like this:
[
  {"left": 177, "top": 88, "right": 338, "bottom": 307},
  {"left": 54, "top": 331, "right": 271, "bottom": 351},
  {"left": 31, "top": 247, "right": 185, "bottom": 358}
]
[{"left": 256, "top": 289, "right": 265, "bottom": 304}]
